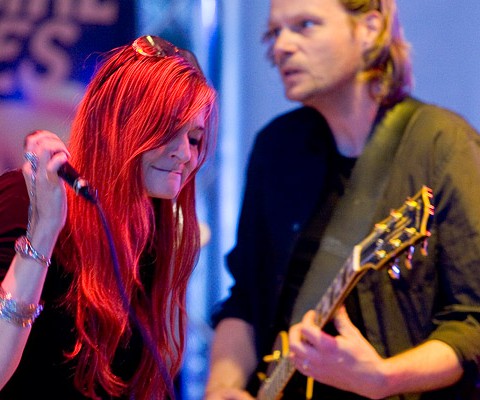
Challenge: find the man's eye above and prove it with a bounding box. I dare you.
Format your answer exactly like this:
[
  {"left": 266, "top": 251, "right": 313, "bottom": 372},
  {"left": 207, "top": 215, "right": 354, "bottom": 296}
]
[
  {"left": 299, "top": 20, "right": 317, "bottom": 30},
  {"left": 263, "top": 27, "right": 281, "bottom": 43}
]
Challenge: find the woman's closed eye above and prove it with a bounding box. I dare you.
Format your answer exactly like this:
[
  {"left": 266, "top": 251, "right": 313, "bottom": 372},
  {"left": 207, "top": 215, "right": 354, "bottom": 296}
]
[{"left": 189, "top": 129, "right": 204, "bottom": 147}]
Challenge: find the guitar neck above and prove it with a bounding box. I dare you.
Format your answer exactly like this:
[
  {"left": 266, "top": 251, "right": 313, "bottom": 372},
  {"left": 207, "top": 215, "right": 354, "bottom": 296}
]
[{"left": 314, "top": 247, "right": 365, "bottom": 328}]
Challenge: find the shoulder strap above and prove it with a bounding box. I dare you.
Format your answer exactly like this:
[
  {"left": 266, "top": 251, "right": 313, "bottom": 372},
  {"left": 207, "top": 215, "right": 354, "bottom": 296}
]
[{"left": 290, "top": 98, "right": 424, "bottom": 324}]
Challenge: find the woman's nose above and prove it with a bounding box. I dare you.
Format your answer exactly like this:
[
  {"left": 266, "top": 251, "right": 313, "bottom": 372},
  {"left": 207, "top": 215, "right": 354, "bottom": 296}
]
[{"left": 170, "top": 133, "right": 191, "bottom": 163}]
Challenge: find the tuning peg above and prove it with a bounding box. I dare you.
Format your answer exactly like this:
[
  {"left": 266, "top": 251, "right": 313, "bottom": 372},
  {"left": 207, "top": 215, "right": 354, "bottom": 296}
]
[
  {"left": 390, "top": 211, "right": 402, "bottom": 221},
  {"left": 405, "top": 245, "right": 415, "bottom": 270},
  {"left": 388, "top": 262, "right": 401, "bottom": 280},
  {"left": 405, "top": 199, "right": 418, "bottom": 211},
  {"left": 421, "top": 239, "right": 429, "bottom": 256},
  {"left": 375, "top": 249, "right": 387, "bottom": 260},
  {"left": 374, "top": 223, "right": 387, "bottom": 233}
]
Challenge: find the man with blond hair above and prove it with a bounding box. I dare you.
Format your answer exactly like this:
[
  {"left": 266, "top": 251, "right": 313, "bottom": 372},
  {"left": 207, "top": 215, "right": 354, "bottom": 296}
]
[{"left": 205, "top": 0, "right": 480, "bottom": 398}]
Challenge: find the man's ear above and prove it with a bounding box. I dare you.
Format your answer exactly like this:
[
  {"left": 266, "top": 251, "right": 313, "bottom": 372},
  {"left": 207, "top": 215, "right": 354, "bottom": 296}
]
[{"left": 358, "top": 10, "right": 383, "bottom": 51}]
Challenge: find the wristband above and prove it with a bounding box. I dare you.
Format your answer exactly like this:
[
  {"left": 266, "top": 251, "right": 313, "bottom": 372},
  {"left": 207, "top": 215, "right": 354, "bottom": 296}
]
[
  {"left": 15, "top": 235, "right": 52, "bottom": 268},
  {"left": 0, "top": 286, "right": 43, "bottom": 327}
]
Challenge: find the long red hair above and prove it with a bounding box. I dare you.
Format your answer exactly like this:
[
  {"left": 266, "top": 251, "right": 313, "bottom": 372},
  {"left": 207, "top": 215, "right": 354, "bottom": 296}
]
[{"left": 56, "top": 40, "right": 217, "bottom": 399}]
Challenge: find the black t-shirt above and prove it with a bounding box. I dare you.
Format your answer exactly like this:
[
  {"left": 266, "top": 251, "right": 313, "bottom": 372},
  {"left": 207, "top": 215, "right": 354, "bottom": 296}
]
[
  {"left": 274, "top": 152, "right": 359, "bottom": 333},
  {"left": 250, "top": 153, "right": 369, "bottom": 399}
]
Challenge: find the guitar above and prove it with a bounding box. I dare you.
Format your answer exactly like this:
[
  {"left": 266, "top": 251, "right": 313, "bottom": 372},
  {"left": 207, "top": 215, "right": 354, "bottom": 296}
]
[{"left": 256, "top": 186, "right": 434, "bottom": 400}]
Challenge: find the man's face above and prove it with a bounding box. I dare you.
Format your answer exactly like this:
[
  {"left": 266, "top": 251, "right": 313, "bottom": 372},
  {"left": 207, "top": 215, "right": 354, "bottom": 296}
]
[{"left": 266, "top": 0, "right": 367, "bottom": 106}]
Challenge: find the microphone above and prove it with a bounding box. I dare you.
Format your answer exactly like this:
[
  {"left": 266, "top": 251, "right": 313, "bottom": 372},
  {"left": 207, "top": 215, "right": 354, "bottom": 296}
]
[{"left": 58, "top": 162, "right": 97, "bottom": 204}]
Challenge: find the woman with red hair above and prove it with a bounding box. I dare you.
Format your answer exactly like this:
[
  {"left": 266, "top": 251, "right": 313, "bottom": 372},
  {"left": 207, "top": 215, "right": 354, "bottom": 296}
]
[{"left": 0, "top": 35, "right": 217, "bottom": 399}]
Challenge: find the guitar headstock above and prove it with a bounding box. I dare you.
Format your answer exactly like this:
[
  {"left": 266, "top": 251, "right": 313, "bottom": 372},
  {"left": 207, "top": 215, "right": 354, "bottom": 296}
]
[{"left": 356, "top": 186, "right": 434, "bottom": 274}]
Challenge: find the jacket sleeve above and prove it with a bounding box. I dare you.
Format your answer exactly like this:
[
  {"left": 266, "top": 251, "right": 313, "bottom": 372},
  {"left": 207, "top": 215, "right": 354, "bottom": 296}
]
[
  {"left": 394, "top": 105, "right": 480, "bottom": 382},
  {"left": 422, "top": 107, "right": 480, "bottom": 380}
]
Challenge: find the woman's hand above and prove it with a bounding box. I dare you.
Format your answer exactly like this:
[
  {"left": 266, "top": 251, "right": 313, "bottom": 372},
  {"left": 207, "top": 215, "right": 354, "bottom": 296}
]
[{"left": 22, "top": 130, "right": 70, "bottom": 238}]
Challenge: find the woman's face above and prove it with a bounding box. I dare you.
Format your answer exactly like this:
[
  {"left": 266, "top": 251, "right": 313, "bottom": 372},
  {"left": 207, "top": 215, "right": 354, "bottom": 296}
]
[{"left": 142, "top": 111, "right": 206, "bottom": 199}]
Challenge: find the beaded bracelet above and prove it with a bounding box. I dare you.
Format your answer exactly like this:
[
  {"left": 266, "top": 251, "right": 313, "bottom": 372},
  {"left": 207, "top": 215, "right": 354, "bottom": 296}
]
[
  {"left": 0, "top": 286, "right": 43, "bottom": 327},
  {"left": 14, "top": 235, "right": 51, "bottom": 268}
]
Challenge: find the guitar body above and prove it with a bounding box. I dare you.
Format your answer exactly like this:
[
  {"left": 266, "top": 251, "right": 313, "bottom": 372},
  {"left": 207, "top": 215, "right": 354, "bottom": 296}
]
[
  {"left": 255, "top": 331, "right": 309, "bottom": 400},
  {"left": 262, "top": 331, "right": 289, "bottom": 380}
]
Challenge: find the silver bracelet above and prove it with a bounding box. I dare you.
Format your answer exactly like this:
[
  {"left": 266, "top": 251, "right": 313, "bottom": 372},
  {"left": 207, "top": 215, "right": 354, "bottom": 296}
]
[
  {"left": 24, "top": 151, "right": 39, "bottom": 241},
  {"left": 14, "top": 235, "right": 52, "bottom": 268},
  {"left": 0, "top": 286, "right": 43, "bottom": 327}
]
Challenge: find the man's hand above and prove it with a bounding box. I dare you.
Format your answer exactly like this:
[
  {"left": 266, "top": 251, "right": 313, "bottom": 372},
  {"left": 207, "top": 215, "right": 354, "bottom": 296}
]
[{"left": 288, "top": 307, "right": 387, "bottom": 399}]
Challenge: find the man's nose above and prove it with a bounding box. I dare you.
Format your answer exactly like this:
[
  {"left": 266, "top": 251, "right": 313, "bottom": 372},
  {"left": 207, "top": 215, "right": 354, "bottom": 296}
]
[{"left": 272, "top": 28, "right": 297, "bottom": 64}]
